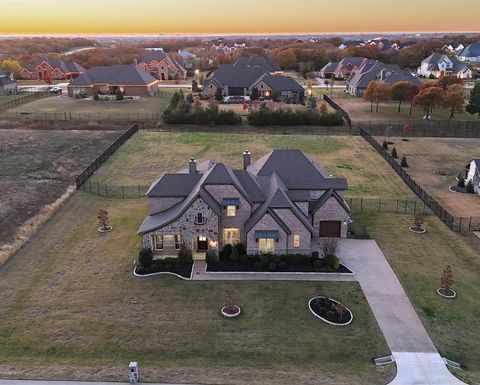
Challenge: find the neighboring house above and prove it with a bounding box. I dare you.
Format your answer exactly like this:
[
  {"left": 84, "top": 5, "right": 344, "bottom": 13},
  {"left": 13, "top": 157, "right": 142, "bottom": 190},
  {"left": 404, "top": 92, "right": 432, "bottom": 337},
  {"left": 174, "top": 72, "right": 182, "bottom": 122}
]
[
  {"left": 138, "top": 149, "right": 350, "bottom": 258},
  {"left": 0, "top": 70, "right": 18, "bottom": 95},
  {"left": 67, "top": 64, "right": 159, "bottom": 97},
  {"left": 137, "top": 49, "right": 187, "bottom": 80},
  {"left": 250, "top": 73, "right": 305, "bottom": 100},
  {"left": 417, "top": 53, "right": 474, "bottom": 79},
  {"left": 202, "top": 55, "right": 301, "bottom": 100},
  {"left": 20, "top": 57, "right": 85, "bottom": 81},
  {"left": 178, "top": 50, "right": 197, "bottom": 61},
  {"left": 338, "top": 40, "right": 365, "bottom": 50},
  {"left": 319, "top": 57, "right": 369, "bottom": 79},
  {"left": 465, "top": 159, "right": 480, "bottom": 194},
  {"left": 346, "top": 60, "right": 422, "bottom": 97},
  {"left": 457, "top": 43, "right": 480, "bottom": 62}
]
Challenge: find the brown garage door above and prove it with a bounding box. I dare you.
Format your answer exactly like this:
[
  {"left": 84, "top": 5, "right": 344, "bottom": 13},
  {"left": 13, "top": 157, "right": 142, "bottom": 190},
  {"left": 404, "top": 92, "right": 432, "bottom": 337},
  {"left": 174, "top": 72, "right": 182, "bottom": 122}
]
[{"left": 319, "top": 221, "right": 341, "bottom": 237}]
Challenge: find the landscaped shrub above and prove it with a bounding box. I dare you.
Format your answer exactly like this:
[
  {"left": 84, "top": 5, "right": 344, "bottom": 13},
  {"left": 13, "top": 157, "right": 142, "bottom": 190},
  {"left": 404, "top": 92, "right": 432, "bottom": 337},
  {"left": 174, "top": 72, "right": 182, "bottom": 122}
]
[
  {"left": 222, "top": 244, "right": 233, "bottom": 259},
  {"left": 115, "top": 88, "right": 124, "bottom": 101},
  {"left": 247, "top": 104, "right": 343, "bottom": 126},
  {"left": 311, "top": 251, "right": 319, "bottom": 260},
  {"left": 138, "top": 248, "right": 153, "bottom": 268},
  {"left": 260, "top": 254, "right": 271, "bottom": 267},
  {"left": 230, "top": 246, "right": 240, "bottom": 261},
  {"left": 271, "top": 254, "right": 282, "bottom": 264},
  {"left": 163, "top": 104, "right": 242, "bottom": 125},
  {"left": 382, "top": 140, "right": 389, "bottom": 150},
  {"left": 283, "top": 253, "right": 310, "bottom": 265},
  {"left": 391, "top": 147, "right": 398, "bottom": 158},
  {"left": 466, "top": 180, "right": 475, "bottom": 194},
  {"left": 278, "top": 261, "right": 288, "bottom": 269},
  {"left": 400, "top": 155, "right": 409, "bottom": 167},
  {"left": 253, "top": 261, "right": 263, "bottom": 269},
  {"left": 457, "top": 176, "right": 465, "bottom": 188},
  {"left": 313, "top": 259, "right": 325, "bottom": 268},
  {"left": 93, "top": 91, "right": 99, "bottom": 101},
  {"left": 234, "top": 242, "right": 246, "bottom": 256},
  {"left": 206, "top": 250, "right": 219, "bottom": 264},
  {"left": 178, "top": 244, "right": 193, "bottom": 265},
  {"left": 325, "top": 255, "right": 340, "bottom": 270},
  {"left": 268, "top": 262, "right": 277, "bottom": 271}
]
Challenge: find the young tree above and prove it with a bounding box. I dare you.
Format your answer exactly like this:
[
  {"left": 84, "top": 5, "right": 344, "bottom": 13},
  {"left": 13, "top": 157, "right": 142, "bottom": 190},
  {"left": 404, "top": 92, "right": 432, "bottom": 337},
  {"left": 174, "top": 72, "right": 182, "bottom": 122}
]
[
  {"left": 444, "top": 88, "right": 464, "bottom": 119},
  {"left": 435, "top": 75, "right": 462, "bottom": 91},
  {"left": 405, "top": 84, "right": 420, "bottom": 116},
  {"left": 466, "top": 82, "right": 480, "bottom": 119},
  {"left": 391, "top": 81, "right": 413, "bottom": 113},
  {"left": 391, "top": 147, "right": 398, "bottom": 158},
  {"left": 319, "top": 102, "right": 329, "bottom": 114},
  {"left": 364, "top": 81, "right": 379, "bottom": 112},
  {"left": 400, "top": 155, "right": 409, "bottom": 167},
  {"left": 382, "top": 140, "right": 389, "bottom": 150},
  {"left": 364, "top": 81, "right": 391, "bottom": 112},
  {"left": 250, "top": 87, "right": 259, "bottom": 101},
  {"left": 97, "top": 209, "right": 109, "bottom": 230},
  {"left": 214, "top": 87, "right": 224, "bottom": 102},
  {"left": 440, "top": 265, "right": 454, "bottom": 295}
]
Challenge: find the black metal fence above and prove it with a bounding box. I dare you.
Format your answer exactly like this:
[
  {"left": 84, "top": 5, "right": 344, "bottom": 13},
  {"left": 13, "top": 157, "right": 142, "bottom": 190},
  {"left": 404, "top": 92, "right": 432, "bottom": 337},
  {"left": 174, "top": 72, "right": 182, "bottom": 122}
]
[
  {"left": 79, "top": 181, "right": 149, "bottom": 199},
  {"left": 0, "top": 91, "right": 50, "bottom": 112},
  {"left": 0, "top": 110, "right": 163, "bottom": 122},
  {"left": 323, "top": 94, "right": 352, "bottom": 128},
  {"left": 348, "top": 197, "right": 429, "bottom": 216},
  {"left": 354, "top": 119, "right": 480, "bottom": 138},
  {"left": 360, "top": 128, "right": 480, "bottom": 232},
  {"left": 75, "top": 124, "right": 139, "bottom": 189}
]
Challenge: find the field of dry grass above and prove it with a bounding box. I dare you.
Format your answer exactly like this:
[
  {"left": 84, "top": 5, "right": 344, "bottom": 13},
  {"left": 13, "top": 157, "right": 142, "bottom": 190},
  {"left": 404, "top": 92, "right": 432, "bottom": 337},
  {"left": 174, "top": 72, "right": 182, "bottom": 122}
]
[
  {"left": 377, "top": 137, "right": 480, "bottom": 217},
  {"left": 336, "top": 98, "right": 479, "bottom": 122},
  {"left": 0, "top": 192, "right": 394, "bottom": 385},
  {"left": 0, "top": 129, "right": 119, "bottom": 263},
  {"left": 89, "top": 131, "right": 414, "bottom": 200}
]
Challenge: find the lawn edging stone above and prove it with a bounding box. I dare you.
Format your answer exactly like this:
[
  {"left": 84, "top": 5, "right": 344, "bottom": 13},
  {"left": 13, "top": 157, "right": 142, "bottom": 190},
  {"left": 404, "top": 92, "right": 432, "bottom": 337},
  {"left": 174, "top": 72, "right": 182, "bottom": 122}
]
[
  {"left": 437, "top": 288, "right": 457, "bottom": 299},
  {"left": 409, "top": 226, "right": 426, "bottom": 234},
  {"left": 98, "top": 226, "right": 113, "bottom": 233},
  {"left": 308, "top": 297, "right": 353, "bottom": 326},
  {"left": 221, "top": 305, "right": 241, "bottom": 318}
]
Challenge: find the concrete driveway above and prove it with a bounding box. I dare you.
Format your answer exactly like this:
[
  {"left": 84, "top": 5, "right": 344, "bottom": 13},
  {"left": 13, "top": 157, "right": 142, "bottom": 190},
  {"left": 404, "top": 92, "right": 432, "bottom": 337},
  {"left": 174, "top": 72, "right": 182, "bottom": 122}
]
[{"left": 338, "top": 239, "right": 467, "bottom": 385}]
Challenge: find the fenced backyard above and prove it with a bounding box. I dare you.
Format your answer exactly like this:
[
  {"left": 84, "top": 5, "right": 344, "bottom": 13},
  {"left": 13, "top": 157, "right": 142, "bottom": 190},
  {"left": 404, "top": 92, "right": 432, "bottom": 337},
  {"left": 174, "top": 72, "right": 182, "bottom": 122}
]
[
  {"left": 0, "top": 91, "right": 50, "bottom": 112},
  {"left": 360, "top": 128, "right": 480, "bottom": 232}
]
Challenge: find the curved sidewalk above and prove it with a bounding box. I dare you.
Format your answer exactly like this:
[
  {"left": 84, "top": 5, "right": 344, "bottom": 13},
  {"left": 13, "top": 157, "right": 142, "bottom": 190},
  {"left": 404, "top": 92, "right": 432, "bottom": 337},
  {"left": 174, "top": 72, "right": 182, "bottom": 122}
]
[{"left": 338, "top": 239, "right": 466, "bottom": 385}]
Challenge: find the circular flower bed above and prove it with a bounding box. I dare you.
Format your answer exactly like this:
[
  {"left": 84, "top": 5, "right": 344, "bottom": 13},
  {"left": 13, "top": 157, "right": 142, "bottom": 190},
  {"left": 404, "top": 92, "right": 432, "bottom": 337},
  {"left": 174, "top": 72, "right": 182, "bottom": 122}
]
[
  {"left": 221, "top": 305, "right": 241, "bottom": 318},
  {"left": 409, "top": 226, "right": 426, "bottom": 234},
  {"left": 98, "top": 226, "right": 113, "bottom": 233},
  {"left": 308, "top": 297, "right": 353, "bottom": 326},
  {"left": 437, "top": 288, "right": 456, "bottom": 299}
]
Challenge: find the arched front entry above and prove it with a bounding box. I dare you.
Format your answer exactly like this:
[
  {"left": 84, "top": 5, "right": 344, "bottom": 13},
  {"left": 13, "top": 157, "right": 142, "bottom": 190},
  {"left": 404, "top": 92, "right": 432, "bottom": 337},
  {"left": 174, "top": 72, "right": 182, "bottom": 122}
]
[{"left": 192, "top": 235, "right": 218, "bottom": 260}]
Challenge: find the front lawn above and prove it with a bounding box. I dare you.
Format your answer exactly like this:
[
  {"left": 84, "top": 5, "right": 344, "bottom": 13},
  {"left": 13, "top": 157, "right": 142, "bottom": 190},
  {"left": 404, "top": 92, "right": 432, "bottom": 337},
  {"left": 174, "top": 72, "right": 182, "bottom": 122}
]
[
  {"left": 0, "top": 193, "right": 393, "bottom": 385},
  {"left": 352, "top": 212, "right": 480, "bottom": 384}
]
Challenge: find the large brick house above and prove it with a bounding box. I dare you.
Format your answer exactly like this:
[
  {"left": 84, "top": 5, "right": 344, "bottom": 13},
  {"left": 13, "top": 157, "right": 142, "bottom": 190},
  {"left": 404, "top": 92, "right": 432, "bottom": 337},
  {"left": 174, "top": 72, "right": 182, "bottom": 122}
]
[
  {"left": 138, "top": 150, "right": 350, "bottom": 258},
  {"left": 67, "top": 64, "right": 159, "bottom": 97},
  {"left": 202, "top": 55, "right": 302, "bottom": 101},
  {"left": 20, "top": 57, "right": 85, "bottom": 81},
  {"left": 137, "top": 49, "right": 187, "bottom": 81}
]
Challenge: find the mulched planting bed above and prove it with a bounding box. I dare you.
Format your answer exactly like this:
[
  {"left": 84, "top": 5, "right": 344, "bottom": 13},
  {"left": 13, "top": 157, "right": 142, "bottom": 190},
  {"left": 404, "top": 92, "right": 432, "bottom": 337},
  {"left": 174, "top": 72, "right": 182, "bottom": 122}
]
[
  {"left": 309, "top": 296, "right": 353, "bottom": 325},
  {"left": 207, "top": 260, "right": 352, "bottom": 273},
  {"left": 135, "top": 262, "right": 193, "bottom": 278},
  {"left": 449, "top": 185, "right": 475, "bottom": 194}
]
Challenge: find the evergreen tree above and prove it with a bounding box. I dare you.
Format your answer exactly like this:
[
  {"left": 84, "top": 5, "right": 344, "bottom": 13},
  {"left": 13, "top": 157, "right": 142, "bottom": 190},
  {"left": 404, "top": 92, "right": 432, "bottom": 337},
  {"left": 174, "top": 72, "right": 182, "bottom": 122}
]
[
  {"left": 250, "top": 87, "right": 259, "bottom": 101},
  {"left": 215, "top": 87, "right": 224, "bottom": 102},
  {"left": 466, "top": 180, "right": 475, "bottom": 194},
  {"left": 391, "top": 147, "right": 398, "bottom": 158},
  {"left": 400, "top": 155, "right": 409, "bottom": 167},
  {"left": 466, "top": 82, "right": 480, "bottom": 119}
]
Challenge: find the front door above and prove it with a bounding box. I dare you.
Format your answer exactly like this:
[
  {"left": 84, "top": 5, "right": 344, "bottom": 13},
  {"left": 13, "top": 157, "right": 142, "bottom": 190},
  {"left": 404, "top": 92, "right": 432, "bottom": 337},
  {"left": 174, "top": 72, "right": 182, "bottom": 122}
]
[{"left": 197, "top": 236, "right": 208, "bottom": 251}]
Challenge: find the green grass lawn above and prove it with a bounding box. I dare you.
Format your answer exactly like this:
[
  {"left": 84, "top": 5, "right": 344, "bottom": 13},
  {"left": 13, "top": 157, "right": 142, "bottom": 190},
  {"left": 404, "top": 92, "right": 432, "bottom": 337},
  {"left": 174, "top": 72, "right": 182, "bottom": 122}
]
[
  {"left": 352, "top": 212, "right": 480, "bottom": 384},
  {"left": 88, "top": 131, "right": 413, "bottom": 200},
  {"left": 0, "top": 193, "right": 393, "bottom": 385},
  {"left": 8, "top": 90, "right": 177, "bottom": 117}
]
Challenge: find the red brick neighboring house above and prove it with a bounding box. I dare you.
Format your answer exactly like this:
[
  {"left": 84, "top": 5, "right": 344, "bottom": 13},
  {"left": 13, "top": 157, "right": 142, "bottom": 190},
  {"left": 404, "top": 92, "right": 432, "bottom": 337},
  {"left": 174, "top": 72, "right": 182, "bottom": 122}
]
[
  {"left": 20, "top": 57, "right": 85, "bottom": 82},
  {"left": 137, "top": 50, "right": 187, "bottom": 81},
  {"left": 67, "top": 64, "right": 159, "bottom": 97}
]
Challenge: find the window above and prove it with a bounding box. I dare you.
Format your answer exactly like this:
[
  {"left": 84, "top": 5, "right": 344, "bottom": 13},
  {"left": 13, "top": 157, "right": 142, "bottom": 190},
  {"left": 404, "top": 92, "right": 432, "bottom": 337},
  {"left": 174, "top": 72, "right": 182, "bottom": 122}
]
[
  {"left": 154, "top": 235, "right": 163, "bottom": 250},
  {"left": 163, "top": 234, "right": 175, "bottom": 247},
  {"left": 175, "top": 234, "right": 182, "bottom": 249},
  {"left": 226, "top": 205, "right": 236, "bottom": 217},
  {"left": 223, "top": 228, "right": 240, "bottom": 245},
  {"left": 293, "top": 235, "right": 300, "bottom": 248},
  {"left": 195, "top": 213, "right": 205, "bottom": 224},
  {"left": 259, "top": 238, "right": 275, "bottom": 254}
]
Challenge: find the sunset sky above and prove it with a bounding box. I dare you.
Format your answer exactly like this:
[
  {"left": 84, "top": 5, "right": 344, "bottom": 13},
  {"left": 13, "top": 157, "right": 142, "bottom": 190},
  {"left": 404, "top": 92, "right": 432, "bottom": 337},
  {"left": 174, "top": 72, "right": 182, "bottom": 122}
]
[{"left": 1, "top": 0, "right": 479, "bottom": 35}]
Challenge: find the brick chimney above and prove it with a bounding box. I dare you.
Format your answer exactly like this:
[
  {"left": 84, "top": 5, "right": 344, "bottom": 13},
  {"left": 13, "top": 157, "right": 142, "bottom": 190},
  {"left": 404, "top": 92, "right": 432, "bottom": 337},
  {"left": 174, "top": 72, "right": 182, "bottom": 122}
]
[
  {"left": 189, "top": 158, "right": 197, "bottom": 174},
  {"left": 243, "top": 150, "right": 251, "bottom": 170}
]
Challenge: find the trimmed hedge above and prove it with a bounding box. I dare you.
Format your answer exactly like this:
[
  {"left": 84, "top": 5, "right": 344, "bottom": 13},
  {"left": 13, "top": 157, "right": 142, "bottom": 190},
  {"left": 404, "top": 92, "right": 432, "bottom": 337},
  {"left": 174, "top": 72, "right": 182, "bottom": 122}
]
[{"left": 162, "top": 105, "right": 242, "bottom": 125}]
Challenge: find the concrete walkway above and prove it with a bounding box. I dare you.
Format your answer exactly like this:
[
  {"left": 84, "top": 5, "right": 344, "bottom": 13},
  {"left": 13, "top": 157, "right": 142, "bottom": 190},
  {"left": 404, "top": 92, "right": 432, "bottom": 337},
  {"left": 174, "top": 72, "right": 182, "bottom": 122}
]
[
  {"left": 338, "top": 239, "right": 467, "bottom": 385},
  {"left": 191, "top": 260, "right": 356, "bottom": 281}
]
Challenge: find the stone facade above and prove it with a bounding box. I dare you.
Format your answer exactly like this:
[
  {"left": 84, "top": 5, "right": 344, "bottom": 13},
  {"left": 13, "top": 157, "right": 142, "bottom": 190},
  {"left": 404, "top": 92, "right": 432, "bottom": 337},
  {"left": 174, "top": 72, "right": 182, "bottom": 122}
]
[
  {"left": 313, "top": 197, "right": 349, "bottom": 238},
  {"left": 273, "top": 208, "right": 311, "bottom": 254},
  {"left": 204, "top": 185, "right": 251, "bottom": 247},
  {"left": 246, "top": 212, "right": 288, "bottom": 255},
  {"left": 143, "top": 197, "right": 219, "bottom": 256}
]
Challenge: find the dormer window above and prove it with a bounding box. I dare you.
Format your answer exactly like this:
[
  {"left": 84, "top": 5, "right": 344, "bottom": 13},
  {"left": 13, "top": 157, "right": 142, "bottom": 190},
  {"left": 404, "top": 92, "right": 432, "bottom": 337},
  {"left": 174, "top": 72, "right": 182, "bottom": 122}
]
[{"left": 223, "top": 198, "right": 240, "bottom": 216}]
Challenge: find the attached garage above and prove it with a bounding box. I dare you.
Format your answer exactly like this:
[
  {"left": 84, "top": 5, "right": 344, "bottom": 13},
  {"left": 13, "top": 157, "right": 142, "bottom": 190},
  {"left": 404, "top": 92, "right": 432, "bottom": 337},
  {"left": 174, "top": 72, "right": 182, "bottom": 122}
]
[{"left": 319, "top": 221, "right": 342, "bottom": 237}]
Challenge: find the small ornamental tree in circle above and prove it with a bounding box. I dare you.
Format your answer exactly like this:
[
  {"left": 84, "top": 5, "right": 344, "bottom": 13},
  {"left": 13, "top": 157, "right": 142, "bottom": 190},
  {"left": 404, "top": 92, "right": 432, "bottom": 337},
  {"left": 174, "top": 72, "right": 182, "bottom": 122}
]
[
  {"left": 97, "top": 209, "right": 110, "bottom": 230},
  {"left": 440, "top": 265, "right": 454, "bottom": 296},
  {"left": 413, "top": 214, "right": 424, "bottom": 231}
]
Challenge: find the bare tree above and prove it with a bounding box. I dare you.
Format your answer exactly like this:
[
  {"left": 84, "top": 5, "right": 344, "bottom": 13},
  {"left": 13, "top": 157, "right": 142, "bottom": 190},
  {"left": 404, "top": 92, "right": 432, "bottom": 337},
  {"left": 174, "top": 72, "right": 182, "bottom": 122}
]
[
  {"left": 440, "top": 265, "right": 454, "bottom": 295},
  {"left": 319, "top": 238, "right": 339, "bottom": 258},
  {"left": 97, "top": 209, "right": 109, "bottom": 230}
]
